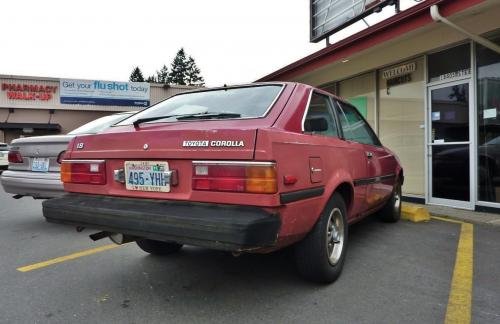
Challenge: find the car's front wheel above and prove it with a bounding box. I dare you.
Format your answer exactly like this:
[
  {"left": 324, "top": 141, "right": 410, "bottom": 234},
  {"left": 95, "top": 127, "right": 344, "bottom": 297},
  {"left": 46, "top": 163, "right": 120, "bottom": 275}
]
[
  {"left": 136, "top": 239, "right": 183, "bottom": 255},
  {"left": 294, "top": 193, "right": 348, "bottom": 283}
]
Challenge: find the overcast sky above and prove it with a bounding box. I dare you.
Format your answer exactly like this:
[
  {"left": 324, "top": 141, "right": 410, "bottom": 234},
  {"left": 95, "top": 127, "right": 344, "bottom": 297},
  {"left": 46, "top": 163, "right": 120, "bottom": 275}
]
[{"left": 0, "top": 0, "right": 420, "bottom": 86}]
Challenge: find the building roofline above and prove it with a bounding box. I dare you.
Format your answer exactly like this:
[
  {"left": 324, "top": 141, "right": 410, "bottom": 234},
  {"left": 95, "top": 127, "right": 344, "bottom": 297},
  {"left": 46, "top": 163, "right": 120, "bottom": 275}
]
[
  {"left": 0, "top": 74, "right": 60, "bottom": 82},
  {"left": 0, "top": 74, "right": 201, "bottom": 89},
  {"left": 257, "top": 0, "right": 484, "bottom": 82}
]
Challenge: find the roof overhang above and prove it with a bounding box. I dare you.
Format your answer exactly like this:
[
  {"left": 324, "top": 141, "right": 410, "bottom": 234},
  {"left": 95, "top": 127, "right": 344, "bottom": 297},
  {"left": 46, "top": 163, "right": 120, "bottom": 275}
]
[
  {"left": 0, "top": 123, "right": 61, "bottom": 131},
  {"left": 257, "top": 0, "right": 487, "bottom": 82}
]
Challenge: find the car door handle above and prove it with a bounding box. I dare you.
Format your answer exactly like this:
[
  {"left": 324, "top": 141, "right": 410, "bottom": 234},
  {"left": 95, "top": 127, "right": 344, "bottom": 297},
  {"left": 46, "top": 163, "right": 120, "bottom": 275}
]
[
  {"left": 311, "top": 167, "right": 322, "bottom": 172},
  {"left": 366, "top": 152, "right": 373, "bottom": 159}
]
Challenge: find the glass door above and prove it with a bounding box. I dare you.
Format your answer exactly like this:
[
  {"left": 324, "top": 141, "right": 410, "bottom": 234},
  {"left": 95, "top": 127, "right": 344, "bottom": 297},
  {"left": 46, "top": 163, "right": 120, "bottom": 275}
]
[{"left": 428, "top": 81, "right": 473, "bottom": 209}]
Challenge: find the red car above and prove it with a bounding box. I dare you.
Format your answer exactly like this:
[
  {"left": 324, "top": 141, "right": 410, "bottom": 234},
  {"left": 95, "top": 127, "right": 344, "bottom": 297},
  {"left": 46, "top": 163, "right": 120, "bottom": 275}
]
[{"left": 43, "top": 83, "right": 403, "bottom": 283}]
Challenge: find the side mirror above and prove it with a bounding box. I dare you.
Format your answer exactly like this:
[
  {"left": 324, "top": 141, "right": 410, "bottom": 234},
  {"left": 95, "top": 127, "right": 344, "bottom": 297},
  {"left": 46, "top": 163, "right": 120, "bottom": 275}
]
[{"left": 304, "top": 117, "right": 328, "bottom": 132}]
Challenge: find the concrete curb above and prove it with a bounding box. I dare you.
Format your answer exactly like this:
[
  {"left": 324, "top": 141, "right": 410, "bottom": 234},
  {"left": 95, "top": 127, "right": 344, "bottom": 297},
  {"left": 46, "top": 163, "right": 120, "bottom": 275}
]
[
  {"left": 401, "top": 203, "right": 431, "bottom": 222},
  {"left": 402, "top": 202, "right": 500, "bottom": 226},
  {"left": 428, "top": 210, "right": 500, "bottom": 227}
]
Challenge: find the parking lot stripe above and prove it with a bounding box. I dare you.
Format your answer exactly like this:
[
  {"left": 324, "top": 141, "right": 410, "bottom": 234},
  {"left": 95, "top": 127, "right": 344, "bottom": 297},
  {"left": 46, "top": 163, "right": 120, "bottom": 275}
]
[
  {"left": 445, "top": 223, "right": 473, "bottom": 324},
  {"left": 431, "top": 216, "right": 464, "bottom": 224},
  {"left": 17, "top": 244, "right": 121, "bottom": 272}
]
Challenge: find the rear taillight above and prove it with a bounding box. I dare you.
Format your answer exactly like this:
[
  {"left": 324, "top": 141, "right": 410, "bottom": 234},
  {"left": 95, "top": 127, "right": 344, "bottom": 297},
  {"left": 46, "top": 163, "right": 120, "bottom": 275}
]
[
  {"left": 8, "top": 150, "right": 23, "bottom": 163},
  {"left": 61, "top": 160, "right": 106, "bottom": 185},
  {"left": 192, "top": 161, "right": 277, "bottom": 194}
]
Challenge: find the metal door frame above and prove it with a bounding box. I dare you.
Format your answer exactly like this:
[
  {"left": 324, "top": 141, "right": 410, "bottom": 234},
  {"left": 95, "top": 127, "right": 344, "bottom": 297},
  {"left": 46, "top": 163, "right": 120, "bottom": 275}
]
[{"left": 426, "top": 79, "right": 475, "bottom": 210}]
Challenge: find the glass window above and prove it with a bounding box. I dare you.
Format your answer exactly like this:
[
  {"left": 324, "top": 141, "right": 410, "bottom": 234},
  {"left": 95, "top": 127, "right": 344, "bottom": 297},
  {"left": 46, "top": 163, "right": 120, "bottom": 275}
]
[
  {"left": 117, "top": 85, "right": 283, "bottom": 125},
  {"left": 335, "top": 101, "right": 380, "bottom": 146},
  {"left": 430, "top": 84, "right": 469, "bottom": 143},
  {"left": 379, "top": 57, "right": 425, "bottom": 196},
  {"left": 338, "top": 72, "right": 376, "bottom": 129},
  {"left": 477, "top": 35, "right": 500, "bottom": 203},
  {"left": 303, "top": 92, "right": 338, "bottom": 137},
  {"left": 432, "top": 144, "right": 470, "bottom": 201},
  {"left": 428, "top": 43, "right": 471, "bottom": 83}
]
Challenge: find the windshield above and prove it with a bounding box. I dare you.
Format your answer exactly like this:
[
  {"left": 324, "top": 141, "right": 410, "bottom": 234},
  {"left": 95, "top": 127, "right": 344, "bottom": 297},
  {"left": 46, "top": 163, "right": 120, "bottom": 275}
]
[
  {"left": 69, "top": 113, "right": 134, "bottom": 135},
  {"left": 117, "top": 85, "right": 283, "bottom": 126}
]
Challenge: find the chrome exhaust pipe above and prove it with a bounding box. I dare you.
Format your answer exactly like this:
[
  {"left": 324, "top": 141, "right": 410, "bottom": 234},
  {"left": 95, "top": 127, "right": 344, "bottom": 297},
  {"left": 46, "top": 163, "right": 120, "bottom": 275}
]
[
  {"left": 109, "top": 233, "right": 136, "bottom": 245},
  {"left": 89, "top": 231, "right": 136, "bottom": 245}
]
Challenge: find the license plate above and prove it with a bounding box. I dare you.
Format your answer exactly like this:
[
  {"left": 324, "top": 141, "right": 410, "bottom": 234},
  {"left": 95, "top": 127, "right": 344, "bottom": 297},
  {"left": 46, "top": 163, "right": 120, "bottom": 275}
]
[
  {"left": 124, "top": 161, "right": 170, "bottom": 192},
  {"left": 31, "top": 157, "right": 50, "bottom": 172}
]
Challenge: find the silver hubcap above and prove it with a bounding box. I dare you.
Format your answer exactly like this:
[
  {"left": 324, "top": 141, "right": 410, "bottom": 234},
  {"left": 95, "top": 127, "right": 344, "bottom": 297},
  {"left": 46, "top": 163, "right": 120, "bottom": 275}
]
[
  {"left": 393, "top": 187, "right": 401, "bottom": 215},
  {"left": 326, "top": 208, "right": 344, "bottom": 265}
]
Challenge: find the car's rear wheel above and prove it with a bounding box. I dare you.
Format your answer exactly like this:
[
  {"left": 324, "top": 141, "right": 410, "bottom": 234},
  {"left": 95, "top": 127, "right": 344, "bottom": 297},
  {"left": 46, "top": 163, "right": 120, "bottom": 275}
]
[
  {"left": 378, "top": 181, "right": 402, "bottom": 223},
  {"left": 136, "top": 239, "right": 183, "bottom": 255},
  {"left": 294, "top": 193, "right": 348, "bottom": 283}
]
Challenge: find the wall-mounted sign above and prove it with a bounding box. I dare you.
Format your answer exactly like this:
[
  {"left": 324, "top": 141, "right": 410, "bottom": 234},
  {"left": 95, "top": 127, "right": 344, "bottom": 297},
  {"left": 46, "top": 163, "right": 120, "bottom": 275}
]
[
  {"left": 60, "top": 79, "right": 150, "bottom": 107},
  {"left": 383, "top": 62, "right": 416, "bottom": 94},
  {"left": 382, "top": 62, "right": 416, "bottom": 79},
  {"left": 387, "top": 74, "right": 412, "bottom": 87},
  {"left": 438, "top": 68, "right": 471, "bottom": 82},
  {"left": 1, "top": 83, "right": 57, "bottom": 101},
  {"left": 382, "top": 62, "right": 417, "bottom": 95},
  {"left": 310, "top": 0, "right": 398, "bottom": 43}
]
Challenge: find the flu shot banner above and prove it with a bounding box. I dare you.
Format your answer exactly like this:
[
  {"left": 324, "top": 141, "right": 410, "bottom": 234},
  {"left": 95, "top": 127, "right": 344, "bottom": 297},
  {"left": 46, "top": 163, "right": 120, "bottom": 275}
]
[{"left": 60, "top": 79, "right": 150, "bottom": 107}]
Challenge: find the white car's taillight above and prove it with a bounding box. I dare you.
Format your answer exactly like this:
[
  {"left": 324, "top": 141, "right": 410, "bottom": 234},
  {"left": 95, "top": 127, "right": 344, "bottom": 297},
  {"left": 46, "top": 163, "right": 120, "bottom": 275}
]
[{"left": 8, "top": 150, "right": 23, "bottom": 163}]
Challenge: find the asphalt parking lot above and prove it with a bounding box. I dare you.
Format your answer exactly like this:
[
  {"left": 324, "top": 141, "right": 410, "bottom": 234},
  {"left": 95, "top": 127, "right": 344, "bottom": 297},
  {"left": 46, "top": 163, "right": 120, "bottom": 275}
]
[{"left": 1, "top": 189, "right": 499, "bottom": 324}]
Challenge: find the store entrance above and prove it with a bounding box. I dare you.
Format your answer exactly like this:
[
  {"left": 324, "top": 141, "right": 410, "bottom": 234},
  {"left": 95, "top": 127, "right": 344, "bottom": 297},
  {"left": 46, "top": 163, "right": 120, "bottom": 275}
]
[{"left": 428, "top": 81, "right": 473, "bottom": 209}]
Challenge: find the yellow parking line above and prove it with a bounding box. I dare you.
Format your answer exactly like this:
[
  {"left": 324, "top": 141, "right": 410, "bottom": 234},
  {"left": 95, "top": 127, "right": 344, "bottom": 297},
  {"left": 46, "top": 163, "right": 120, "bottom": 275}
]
[
  {"left": 17, "top": 244, "right": 121, "bottom": 272},
  {"left": 445, "top": 223, "right": 474, "bottom": 324},
  {"left": 431, "top": 216, "right": 465, "bottom": 224}
]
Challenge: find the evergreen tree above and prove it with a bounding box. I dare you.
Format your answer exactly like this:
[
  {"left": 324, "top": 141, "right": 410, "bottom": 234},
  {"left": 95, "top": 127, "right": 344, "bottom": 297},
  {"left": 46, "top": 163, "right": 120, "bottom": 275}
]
[
  {"left": 146, "top": 75, "right": 157, "bottom": 83},
  {"left": 186, "top": 56, "right": 205, "bottom": 86},
  {"left": 156, "top": 65, "right": 169, "bottom": 84},
  {"left": 167, "top": 48, "right": 188, "bottom": 85},
  {"left": 129, "top": 67, "right": 145, "bottom": 82}
]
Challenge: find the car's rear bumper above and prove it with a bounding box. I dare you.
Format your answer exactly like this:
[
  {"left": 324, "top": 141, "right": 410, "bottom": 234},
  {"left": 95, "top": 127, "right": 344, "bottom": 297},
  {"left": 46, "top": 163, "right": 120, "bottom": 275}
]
[
  {"left": 0, "top": 170, "right": 63, "bottom": 198},
  {"left": 43, "top": 194, "right": 281, "bottom": 251}
]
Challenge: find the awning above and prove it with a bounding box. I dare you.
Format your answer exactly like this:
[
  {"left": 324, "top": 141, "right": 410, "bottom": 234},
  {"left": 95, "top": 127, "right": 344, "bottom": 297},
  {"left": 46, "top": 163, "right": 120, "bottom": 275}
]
[{"left": 0, "top": 122, "right": 61, "bottom": 131}]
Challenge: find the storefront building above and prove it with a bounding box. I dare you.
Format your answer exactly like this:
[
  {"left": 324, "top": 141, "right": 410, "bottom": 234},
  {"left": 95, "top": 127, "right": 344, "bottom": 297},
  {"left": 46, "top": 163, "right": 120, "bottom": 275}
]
[
  {"left": 0, "top": 75, "right": 194, "bottom": 144},
  {"left": 258, "top": 0, "right": 500, "bottom": 211}
]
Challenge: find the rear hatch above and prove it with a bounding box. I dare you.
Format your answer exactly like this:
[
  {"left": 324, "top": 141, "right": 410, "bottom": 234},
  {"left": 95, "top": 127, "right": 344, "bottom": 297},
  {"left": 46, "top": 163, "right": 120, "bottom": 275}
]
[
  {"left": 63, "top": 125, "right": 279, "bottom": 206},
  {"left": 9, "top": 135, "right": 74, "bottom": 173},
  {"left": 62, "top": 83, "right": 295, "bottom": 206}
]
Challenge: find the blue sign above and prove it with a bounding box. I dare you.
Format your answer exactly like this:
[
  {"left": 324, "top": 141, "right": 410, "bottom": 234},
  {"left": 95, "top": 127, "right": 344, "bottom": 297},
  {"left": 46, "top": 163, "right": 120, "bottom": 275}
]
[{"left": 60, "top": 79, "right": 150, "bottom": 107}]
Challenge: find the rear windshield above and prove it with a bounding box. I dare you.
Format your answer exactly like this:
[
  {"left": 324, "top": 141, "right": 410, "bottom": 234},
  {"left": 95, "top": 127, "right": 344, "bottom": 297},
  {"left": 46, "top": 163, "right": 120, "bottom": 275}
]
[
  {"left": 69, "top": 113, "right": 133, "bottom": 135},
  {"left": 116, "top": 85, "right": 283, "bottom": 125}
]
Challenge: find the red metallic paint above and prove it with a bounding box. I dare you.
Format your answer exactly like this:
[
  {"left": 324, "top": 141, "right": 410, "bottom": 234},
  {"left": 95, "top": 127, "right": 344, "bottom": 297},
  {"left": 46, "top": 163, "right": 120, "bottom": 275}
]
[{"left": 62, "top": 83, "right": 402, "bottom": 251}]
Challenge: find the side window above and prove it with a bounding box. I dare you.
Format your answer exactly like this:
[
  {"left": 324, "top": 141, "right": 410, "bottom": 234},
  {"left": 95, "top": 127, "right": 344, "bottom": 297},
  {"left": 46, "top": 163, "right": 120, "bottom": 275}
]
[
  {"left": 303, "top": 92, "right": 339, "bottom": 137},
  {"left": 335, "top": 101, "right": 380, "bottom": 146}
]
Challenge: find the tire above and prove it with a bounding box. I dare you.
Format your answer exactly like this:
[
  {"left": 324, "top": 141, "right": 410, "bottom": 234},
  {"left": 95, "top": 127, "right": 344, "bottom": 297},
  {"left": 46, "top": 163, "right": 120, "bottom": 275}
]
[
  {"left": 378, "top": 181, "right": 402, "bottom": 223},
  {"left": 136, "top": 239, "right": 183, "bottom": 255},
  {"left": 294, "top": 193, "right": 348, "bottom": 283}
]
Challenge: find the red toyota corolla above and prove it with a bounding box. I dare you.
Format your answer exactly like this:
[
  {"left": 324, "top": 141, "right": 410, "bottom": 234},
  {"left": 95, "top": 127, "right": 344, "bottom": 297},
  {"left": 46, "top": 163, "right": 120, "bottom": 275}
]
[{"left": 43, "top": 82, "right": 403, "bottom": 283}]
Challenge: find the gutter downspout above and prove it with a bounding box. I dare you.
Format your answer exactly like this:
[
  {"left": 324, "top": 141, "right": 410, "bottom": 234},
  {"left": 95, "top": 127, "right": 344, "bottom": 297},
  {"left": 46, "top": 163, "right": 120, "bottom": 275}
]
[{"left": 430, "top": 5, "right": 500, "bottom": 54}]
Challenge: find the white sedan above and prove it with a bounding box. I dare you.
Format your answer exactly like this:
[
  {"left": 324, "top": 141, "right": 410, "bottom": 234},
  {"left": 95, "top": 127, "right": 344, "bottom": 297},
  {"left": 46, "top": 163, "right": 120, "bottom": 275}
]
[{"left": 0, "top": 142, "right": 9, "bottom": 170}]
